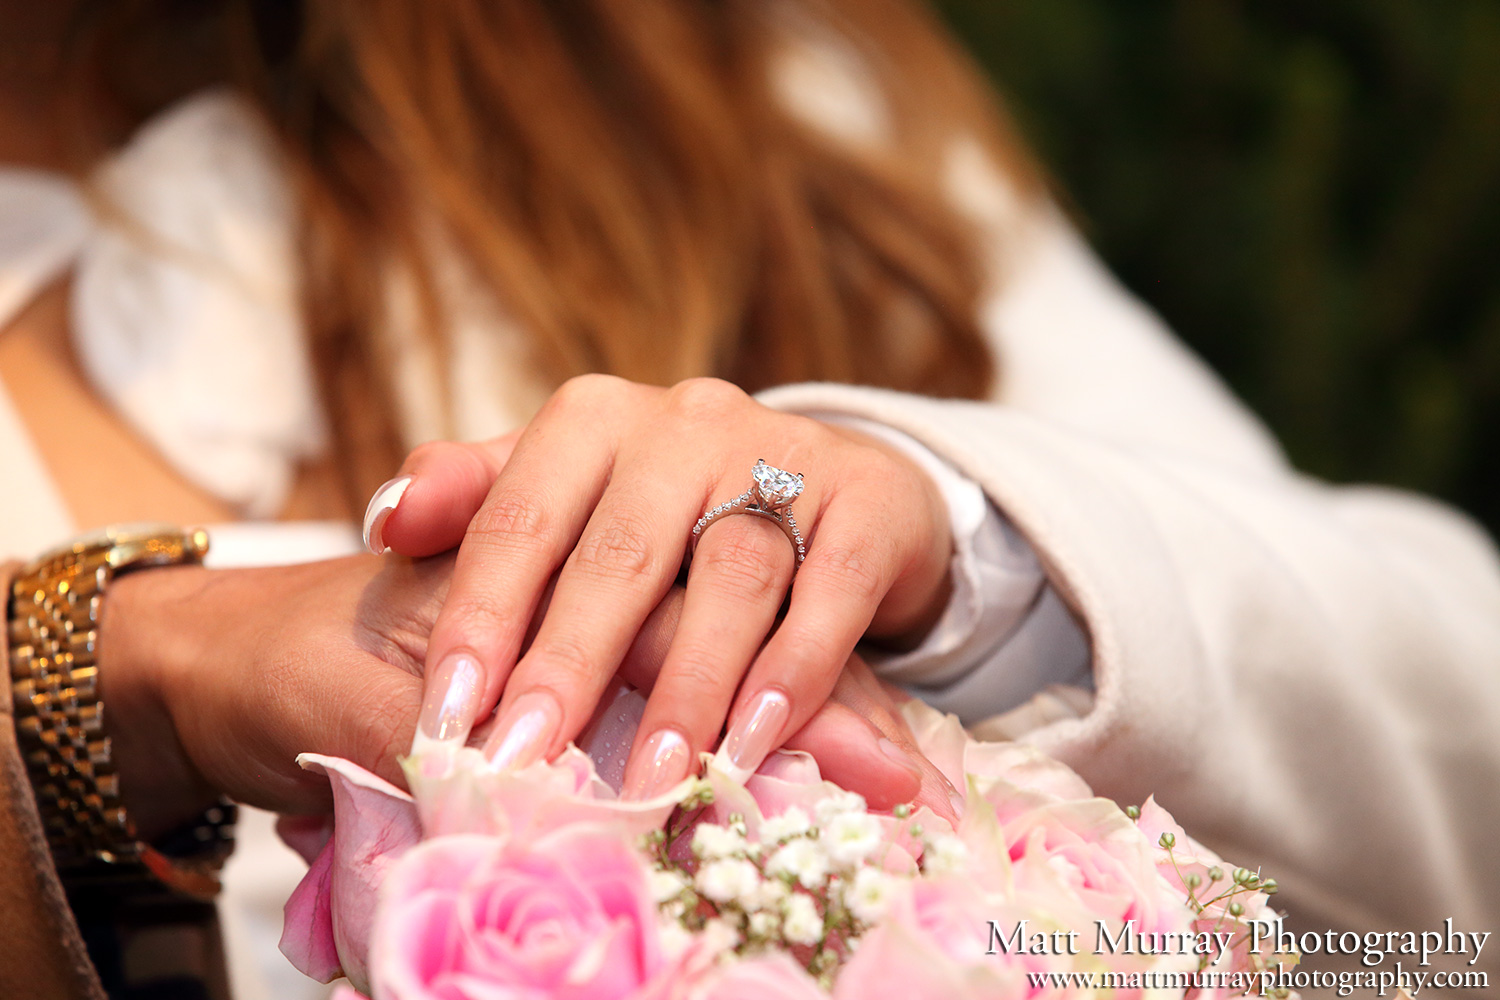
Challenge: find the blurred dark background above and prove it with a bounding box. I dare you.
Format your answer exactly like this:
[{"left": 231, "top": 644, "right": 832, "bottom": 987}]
[{"left": 936, "top": 0, "right": 1500, "bottom": 536}]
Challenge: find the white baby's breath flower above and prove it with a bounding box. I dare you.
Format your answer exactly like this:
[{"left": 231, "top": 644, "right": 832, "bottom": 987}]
[
  {"left": 748, "top": 910, "right": 780, "bottom": 939},
  {"left": 766, "top": 837, "right": 830, "bottom": 889},
  {"left": 815, "top": 789, "right": 867, "bottom": 826},
  {"left": 702, "top": 917, "right": 743, "bottom": 950},
  {"left": 692, "top": 823, "right": 747, "bottom": 860},
  {"left": 758, "top": 806, "right": 812, "bottom": 844},
  {"left": 845, "top": 867, "right": 896, "bottom": 924},
  {"left": 924, "top": 834, "right": 969, "bottom": 874},
  {"left": 658, "top": 921, "right": 695, "bottom": 958},
  {"left": 745, "top": 877, "right": 789, "bottom": 911},
  {"left": 649, "top": 867, "right": 690, "bottom": 904},
  {"left": 696, "top": 858, "right": 762, "bottom": 904},
  {"left": 824, "top": 811, "right": 883, "bottom": 867},
  {"left": 781, "top": 892, "right": 824, "bottom": 946}
]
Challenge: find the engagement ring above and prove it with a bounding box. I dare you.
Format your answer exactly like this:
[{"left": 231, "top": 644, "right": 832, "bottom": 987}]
[{"left": 692, "top": 460, "right": 807, "bottom": 568}]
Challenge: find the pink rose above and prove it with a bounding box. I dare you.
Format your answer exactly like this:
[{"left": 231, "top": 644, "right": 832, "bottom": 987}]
[
  {"left": 369, "top": 827, "right": 673, "bottom": 1000},
  {"left": 1135, "top": 797, "right": 1289, "bottom": 979},
  {"left": 1004, "top": 799, "right": 1190, "bottom": 940},
  {"left": 683, "top": 954, "right": 826, "bottom": 1000},
  {"left": 403, "top": 743, "right": 683, "bottom": 841},
  {"left": 280, "top": 753, "right": 422, "bottom": 990},
  {"left": 899, "top": 699, "right": 1093, "bottom": 822},
  {"left": 833, "top": 877, "right": 1015, "bottom": 1000}
]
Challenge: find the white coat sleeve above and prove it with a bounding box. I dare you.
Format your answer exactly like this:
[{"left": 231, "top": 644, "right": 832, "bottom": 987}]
[{"left": 757, "top": 209, "right": 1500, "bottom": 936}]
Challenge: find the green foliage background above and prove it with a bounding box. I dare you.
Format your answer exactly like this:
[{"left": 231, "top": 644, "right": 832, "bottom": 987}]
[{"left": 937, "top": 0, "right": 1500, "bottom": 536}]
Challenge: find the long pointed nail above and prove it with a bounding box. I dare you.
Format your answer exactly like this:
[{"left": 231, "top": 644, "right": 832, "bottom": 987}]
[
  {"left": 722, "top": 689, "right": 790, "bottom": 781},
  {"left": 416, "top": 653, "right": 483, "bottom": 748},
  {"left": 623, "top": 728, "right": 691, "bottom": 801},
  {"left": 483, "top": 691, "right": 562, "bottom": 770},
  {"left": 362, "top": 475, "right": 413, "bottom": 555}
]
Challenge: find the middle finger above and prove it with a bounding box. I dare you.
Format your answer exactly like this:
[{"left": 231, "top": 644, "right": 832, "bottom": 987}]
[{"left": 480, "top": 450, "right": 714, "bottom": 767}]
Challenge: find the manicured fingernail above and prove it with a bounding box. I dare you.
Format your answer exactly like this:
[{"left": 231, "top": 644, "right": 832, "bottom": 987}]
[
  {"left": 362, "top": 475, "right": 412, "bottom": 555},
  {"left": 417, "top": 653, "right": 482, "bottom": 744},
  {"left": 877, "top": 737, "right": 924, "bottom": 781},
  {"left": 623, "top": 728, "right": 691, "bottom": 801},
  {"left": 484, "top": 691, "right": 561, "bottom": 770},
  {"left": 723, "top": 689, "right": 790, "bottom": 778}
]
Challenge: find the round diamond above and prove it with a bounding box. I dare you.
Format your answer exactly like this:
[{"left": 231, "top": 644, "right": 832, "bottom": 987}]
[{"left": 752, "top": 460, "right": 803, "bottom": 507}]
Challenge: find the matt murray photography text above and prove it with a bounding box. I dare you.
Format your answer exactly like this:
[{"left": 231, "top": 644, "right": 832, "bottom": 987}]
[{"left": 987, "top": 917, "right": 1490, "bottom": 968}]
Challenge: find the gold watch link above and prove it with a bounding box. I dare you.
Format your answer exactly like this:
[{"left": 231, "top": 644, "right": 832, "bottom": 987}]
[{"left": 7, "top": 525, "right": 236, "bottom": 899}]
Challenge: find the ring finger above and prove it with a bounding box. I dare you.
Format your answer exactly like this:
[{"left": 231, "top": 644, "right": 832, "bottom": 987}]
[{"left": 620, "top": 510, "right": 797, "bottom": 798}]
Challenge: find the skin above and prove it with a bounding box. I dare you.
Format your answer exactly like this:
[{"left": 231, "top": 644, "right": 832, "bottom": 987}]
[
  {"left": 97, "top": 555, "right": 952, "bottom": 840},
  {"left": 384, "top": 375, "right": 959, "bottom": 807}
]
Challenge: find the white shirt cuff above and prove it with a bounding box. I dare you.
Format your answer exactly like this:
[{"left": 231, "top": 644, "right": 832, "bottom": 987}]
[{"left": 816, "top": 414, "right": 1093, "bottom": 723}]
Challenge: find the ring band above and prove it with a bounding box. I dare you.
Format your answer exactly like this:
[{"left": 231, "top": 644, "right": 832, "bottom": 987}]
[{"left": 692, "top": 460, "right": 807, "bottom": 567}]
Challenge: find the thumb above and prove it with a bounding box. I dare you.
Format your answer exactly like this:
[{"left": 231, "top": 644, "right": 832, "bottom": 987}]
[{"left": 364, "top": 432, "right": 522, "bottom": 558}]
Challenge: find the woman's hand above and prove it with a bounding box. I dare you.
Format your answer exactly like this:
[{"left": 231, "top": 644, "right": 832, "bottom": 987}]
[{"left": 373, "top": 374, "right": 955, "bottom": 799}]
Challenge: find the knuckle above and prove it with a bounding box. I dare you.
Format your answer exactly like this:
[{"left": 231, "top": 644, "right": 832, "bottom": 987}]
[
  {"left": 441, "top": 595, "right": 518, "bottom": 647},
  {"left": 776, "top": 624, "right": 845, "bottom": 677},
  {"left": 549, "top": 373, "right": 627, "bottom": 416},
  {"left": 574, "top": 512, "right": 658, "bottom": 580},
  {"left": 667, "top": 377, "right": 747, "bottom": 422},
  {"left": 468, "top": 489, "right": 549, "bottom": 543},
  {"left": 660, "top": 650, "right": 732, "bottom": 700},
  {"left": 696, "top": 524, "right": 791, "bottom": 601},
  {"left": 808, "top": 542, "right": 886, "bottom": 603},
  {"left": 532, "top": 633, "right": 598, "bottom": 690}
]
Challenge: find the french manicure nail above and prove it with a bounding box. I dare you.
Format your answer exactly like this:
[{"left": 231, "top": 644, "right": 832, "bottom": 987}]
[
  {"left": 362, "top": 475, "right": 413, "bottom": 555},
  {"left": 417, "top": 653, "right": 483, "bottom": 744},
  {"left": 484, "top": 691, "right": 562, "bottom": 770},
  {"left": 624, "top": 728, "right": 691, "bottom": 801},
  {"left": 724, "top": 689, "right": 791, "bottom": 777}
]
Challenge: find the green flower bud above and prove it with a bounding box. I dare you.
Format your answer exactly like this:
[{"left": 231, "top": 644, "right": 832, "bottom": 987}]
[
  {"left": 1229, "top": 901, "right": 1245, "bottom": 917},
  {"left": 894, "top": 804, "right": 912, "bottom": 819},
  {"left": 1185, "top": 872, "right": 1202, "bottom": 889},
  {"left": 1207, "top": 866, "right": 1224, "bottom": 882},
  {"left": 1125, "top": 805, "right": 1140, "bottom": 820},
  {"left": 1261, "top": 878, "right": 1279, "bottom": 895},
  {"left": 1158, "top": 832, "right": 1176, "bottom": 849}
]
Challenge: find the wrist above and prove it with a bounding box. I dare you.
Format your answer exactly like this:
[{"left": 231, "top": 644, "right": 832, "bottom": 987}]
[{"left": 97, "top": 565, "right": 218, "bottom": 840}]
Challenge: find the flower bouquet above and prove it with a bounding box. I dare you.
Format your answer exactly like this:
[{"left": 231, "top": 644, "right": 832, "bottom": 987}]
[{"left": 277, "top": 697, "right": 1298, "bottom": 999}]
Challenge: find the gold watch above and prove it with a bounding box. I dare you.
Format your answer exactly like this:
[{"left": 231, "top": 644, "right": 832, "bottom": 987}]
[{"left": 7, "top": 524, "right": 237, "bottom": 899}]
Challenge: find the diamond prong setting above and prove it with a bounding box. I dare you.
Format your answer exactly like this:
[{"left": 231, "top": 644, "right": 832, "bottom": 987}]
[{"left": 752, "top": 459, "right": 803, "bottom": 509}]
